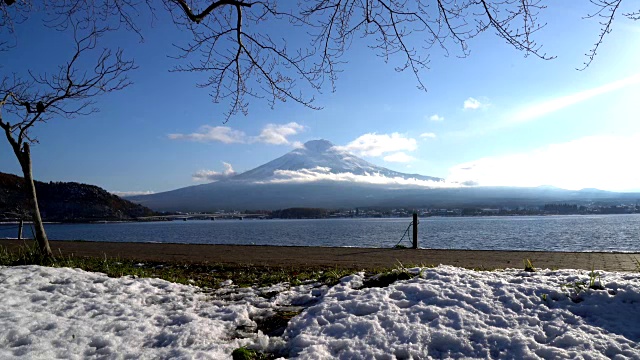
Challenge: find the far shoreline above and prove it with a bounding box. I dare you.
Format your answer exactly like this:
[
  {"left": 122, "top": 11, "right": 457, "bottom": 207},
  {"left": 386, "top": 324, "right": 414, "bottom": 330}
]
[{"left": 2, "top": 211, "right": 638, "bottom": 226}]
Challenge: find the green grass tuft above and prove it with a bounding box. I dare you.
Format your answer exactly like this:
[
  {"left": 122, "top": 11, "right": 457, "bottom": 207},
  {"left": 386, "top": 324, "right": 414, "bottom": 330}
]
[
  {"left": 231, "top": 347, "right": 274, "bottom": 360},
  {"left": 588, "top": 266, "right": 605, "bottom": 290},
  {"left": 0, "top": 241, "right": 55, "bottom": 266},
  {"left": 0, "top": 244, "right": 368, "bottom": 289}
]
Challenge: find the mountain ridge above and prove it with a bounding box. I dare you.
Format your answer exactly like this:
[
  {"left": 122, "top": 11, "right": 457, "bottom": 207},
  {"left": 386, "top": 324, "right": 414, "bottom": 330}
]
[{"left": 128, "top": 139, "right": 640, "bottom": 212}]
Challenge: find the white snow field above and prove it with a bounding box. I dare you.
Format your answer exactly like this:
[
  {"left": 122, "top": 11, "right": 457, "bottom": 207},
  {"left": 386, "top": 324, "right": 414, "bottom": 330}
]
[{"left": 1, "top": 265, "right": 639, "bottom": 359}]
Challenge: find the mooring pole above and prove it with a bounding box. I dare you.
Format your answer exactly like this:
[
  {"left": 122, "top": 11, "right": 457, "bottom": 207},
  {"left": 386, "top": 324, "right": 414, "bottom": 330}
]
[
  {"left": 18, "top": 219, "right": 23, "bottom": 240},
  {"left": 412, "top": 213, "right": 418, "bottom": 249}
]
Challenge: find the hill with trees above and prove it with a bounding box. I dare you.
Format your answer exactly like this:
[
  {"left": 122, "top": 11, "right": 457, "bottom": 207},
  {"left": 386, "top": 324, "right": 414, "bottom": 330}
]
[{"left": 0, "top": 172, "right": 154, "bottom": 222}]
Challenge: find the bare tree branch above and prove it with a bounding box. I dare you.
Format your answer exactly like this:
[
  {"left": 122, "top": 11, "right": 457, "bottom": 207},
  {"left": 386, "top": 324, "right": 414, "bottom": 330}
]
[
  {"left": 624, "top": 9, "right": 640, "bottom": 20},
  {"left": 1, "top": 22, "right": 136, "bottom": 145},
  {"left": 166, "top": 0, "right": 562, "bottom": 119},
  {"left": 579, "top": 0, "right": 623, "bottom": 70},
  {"left": 169, "top": 0, "right": 255, "bottom": 23},
  {"left": 42, "top": 0, "right": 156, "bottom": 40},
  {"left": 2, "top": 0, "right": 637, "bottom": 121},
  {"left": 0, "top": 0, "right": 31, "bottom": 51}
]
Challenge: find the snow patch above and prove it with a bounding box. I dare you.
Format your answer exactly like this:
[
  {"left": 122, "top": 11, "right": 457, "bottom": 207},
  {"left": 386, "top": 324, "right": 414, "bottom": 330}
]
[
  {"left": 2, "top": 265, "right": 640, "bottom": 359},
  {"left": 0, "top": 266, "right": 255, "bottom": 359},
  {"left": 284, "top": 266, "right": 640, "bottom": 359}
]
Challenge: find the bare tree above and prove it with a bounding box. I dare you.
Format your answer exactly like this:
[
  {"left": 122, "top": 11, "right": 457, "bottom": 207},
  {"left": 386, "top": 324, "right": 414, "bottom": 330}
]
[{"left": 0, "top": 22, "right": 135, "bottom": 257}]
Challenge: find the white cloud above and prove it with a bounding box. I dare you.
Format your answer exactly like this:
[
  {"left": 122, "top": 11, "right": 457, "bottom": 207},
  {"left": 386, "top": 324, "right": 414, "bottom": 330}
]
[
  {"left": 509, "top": 73, "right": 640, "bottom": 125},
  {"left": 168, "top": 126, "right": 246, "bottom": 144},
  {"left": 192, "top": 162, "right": 237, "bottom": 182},
  {"left": 463, "top": 97, "right": 484, "bottom": 110},
  {"left": 110, "top": 190, "right": 155, "bottom": 197},
  {"left": 383, "top": 152, "right": 416, "bottom": 163},
  {"left": 446, "top": 133, "right": 640, "bottom": 191},
  {"left": 253, "top": 122, "right": 305, "bottom": 145},
  {"left": 335, "top": 133, "right": 417, "bottom": 157},
  {"left": 257, "top": 166, "right": 454, "bottom": 188},
  {"left": 168, "top": 122, "right": 304, "bottom": 146},
  {"left": 429, "top": 114, "right": 444, "bottom": 121},
  {"left": 419, "top": 132, "right": 436, "bottom": 139}
]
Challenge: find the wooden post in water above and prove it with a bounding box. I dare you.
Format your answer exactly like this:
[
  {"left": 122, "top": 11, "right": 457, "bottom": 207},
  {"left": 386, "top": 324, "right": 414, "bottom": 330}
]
[
  {"left": 412, "top": 213, "right": 418, "bottom": 249},
  {"left": 18, "top": 219, "right": 23, "bottom": 240}
]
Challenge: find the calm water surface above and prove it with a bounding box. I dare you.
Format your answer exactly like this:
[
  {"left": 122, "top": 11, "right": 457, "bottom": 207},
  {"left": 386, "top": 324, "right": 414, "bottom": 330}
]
[{"left": 3, "top": 214, "right": 640, "bottom": 252}]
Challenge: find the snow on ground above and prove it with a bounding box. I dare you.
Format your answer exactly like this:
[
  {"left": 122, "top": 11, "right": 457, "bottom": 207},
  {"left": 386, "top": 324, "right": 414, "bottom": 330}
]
[
  {"left": 286, "top": 267, "right": 640, "bottom": 359},
  {"left": 1, "top": 265, "right": 640, "bottom": 359},
  {"left": 0, "top": 266, "right": 265, "bottom": 359}
]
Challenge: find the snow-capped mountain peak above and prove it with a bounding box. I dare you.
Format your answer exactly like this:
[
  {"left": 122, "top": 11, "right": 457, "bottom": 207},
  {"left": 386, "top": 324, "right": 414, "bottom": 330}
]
[{"left": 230, "top": 139, "right": 443, "bottom": 183}]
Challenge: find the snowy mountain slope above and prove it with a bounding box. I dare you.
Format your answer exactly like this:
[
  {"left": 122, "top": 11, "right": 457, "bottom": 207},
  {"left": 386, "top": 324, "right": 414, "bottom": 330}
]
[{"left": 231, "top": 139, "right": 442, "bottom": 183}]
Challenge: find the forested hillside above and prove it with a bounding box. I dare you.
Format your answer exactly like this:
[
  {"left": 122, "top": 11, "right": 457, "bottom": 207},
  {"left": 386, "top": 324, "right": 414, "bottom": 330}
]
[{"left": 0, "top": 172, "right": 155, "bottom": 222}]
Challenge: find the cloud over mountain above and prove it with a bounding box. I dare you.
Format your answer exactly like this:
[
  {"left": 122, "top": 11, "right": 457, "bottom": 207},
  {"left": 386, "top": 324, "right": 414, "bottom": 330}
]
[
  {"left": 253, "top": 122, "right": 305, "bottom": 145},
  {"left": 192, "top": 162, "right": 237, "bottom": 182},
  {"left": 257, "top": 166, "right": 452, "bottom": 187},
  {"left": 335, "top": 133, "right": 417, "bottom": 157}
]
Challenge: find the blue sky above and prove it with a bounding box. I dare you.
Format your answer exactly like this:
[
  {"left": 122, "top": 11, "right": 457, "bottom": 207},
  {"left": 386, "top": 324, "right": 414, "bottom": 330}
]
[{"left": 2, "top": 2, "right": 640, "bottom": 194}]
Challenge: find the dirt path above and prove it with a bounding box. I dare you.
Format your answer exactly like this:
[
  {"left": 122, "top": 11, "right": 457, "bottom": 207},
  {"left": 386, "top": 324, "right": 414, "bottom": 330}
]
[{"left": 2, "top": 240, "right": 639, "bottom": 271}]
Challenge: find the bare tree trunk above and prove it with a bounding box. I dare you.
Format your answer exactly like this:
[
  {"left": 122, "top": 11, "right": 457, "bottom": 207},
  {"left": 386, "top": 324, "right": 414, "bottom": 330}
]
[{"left": 18, "top": 143, "right": 52, "bottom": 258}]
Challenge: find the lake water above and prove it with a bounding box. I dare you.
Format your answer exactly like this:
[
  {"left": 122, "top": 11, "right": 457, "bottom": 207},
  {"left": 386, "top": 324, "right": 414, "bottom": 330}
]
[{"left": 2, "top": 214, "right": 640, "bottom": 252}]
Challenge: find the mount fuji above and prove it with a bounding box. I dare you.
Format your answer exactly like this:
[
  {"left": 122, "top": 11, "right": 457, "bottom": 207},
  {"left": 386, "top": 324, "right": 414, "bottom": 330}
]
[
  {"left": 128, "top": 140, "right": 635, "bottom": 212},
  {"left": 231, "top": 139, "right": 443, "bottom": 184},
  {"left": 129, "top": 139, "right": 449, "bottom": 211}
]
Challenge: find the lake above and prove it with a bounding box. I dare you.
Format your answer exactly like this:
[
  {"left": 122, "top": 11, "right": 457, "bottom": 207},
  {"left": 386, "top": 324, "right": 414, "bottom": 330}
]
[{"left": 2, "top": 214, "right": 640, "bottom": 252}]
